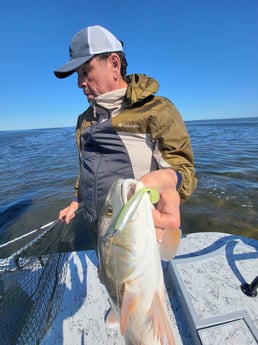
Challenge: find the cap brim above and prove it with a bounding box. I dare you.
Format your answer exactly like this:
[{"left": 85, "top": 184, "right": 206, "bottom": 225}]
[{"left": 54, "top": 55, "right": 92, "bottom": 79}]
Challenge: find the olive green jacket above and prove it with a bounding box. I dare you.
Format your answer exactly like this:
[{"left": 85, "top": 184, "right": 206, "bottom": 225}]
[{"left": 73, "top": 74, "right": 197, "bottom": 223}]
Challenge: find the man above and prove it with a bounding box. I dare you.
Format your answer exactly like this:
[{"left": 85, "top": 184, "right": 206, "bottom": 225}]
[{"left": 54, "top": 25, "right": 197, "bottom": 242}]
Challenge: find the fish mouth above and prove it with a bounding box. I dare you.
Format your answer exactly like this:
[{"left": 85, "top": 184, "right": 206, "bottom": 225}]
[{"left": 121, "top": 179, "right": 138, "bottom": 205}]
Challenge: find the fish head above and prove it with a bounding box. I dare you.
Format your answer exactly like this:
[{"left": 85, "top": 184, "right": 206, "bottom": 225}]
[
  {"left": 98, "top": 178, "right": 137, "bottom": 239},
  {"left": 98, "top": 178, "right": 158, "bottom": 243},
  {"left": 98, "top": 180, "right": 119, "bottom": 240},
  {"left": 98, "top": 178, "right": 159, "bottom": 281}
]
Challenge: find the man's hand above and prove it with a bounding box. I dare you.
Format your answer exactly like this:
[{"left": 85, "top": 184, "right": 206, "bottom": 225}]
[
  {"left": 140, "top": 169, "right": 181, "bottom": 241},
  {"left": 59, "top": 201, "right": 79, "bottom": 224}
]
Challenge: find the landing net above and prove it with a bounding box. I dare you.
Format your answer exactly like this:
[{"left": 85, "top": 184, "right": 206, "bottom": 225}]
[{"left": 0, "top": 220, "right": 69, "bottom": 345}]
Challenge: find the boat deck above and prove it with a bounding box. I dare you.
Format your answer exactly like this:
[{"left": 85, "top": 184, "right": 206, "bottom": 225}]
[{"left": 41, "top": 232, "right": 258, "bottom": 344}]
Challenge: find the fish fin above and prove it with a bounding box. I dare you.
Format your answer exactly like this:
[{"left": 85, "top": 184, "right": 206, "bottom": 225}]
[
  {"left": 105, "top": 307, "right": 120, "bottom": 329},
  {"left": 120, "top": 282, "right": 139, "bottom": 335},
  {"left": 149, "top": 291, "right": 176, "bottom": 345},
  {"left": 159, "top": 228, "right": 181, "bottom": 262}
]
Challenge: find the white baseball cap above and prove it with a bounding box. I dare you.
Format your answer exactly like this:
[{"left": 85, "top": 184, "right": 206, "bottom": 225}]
[{"left": 54, "top": 25, "right": 123, "bottom": 79}]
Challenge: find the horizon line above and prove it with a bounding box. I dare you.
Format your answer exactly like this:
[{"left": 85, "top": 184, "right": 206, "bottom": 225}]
[{"left": 1, "top": 115, "right": 258, "bottom": 132}]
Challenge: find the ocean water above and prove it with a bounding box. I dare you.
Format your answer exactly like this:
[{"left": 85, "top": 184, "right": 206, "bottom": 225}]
[
  {"left": 181, "top": 117, "right": 258, "bottom": 240},
  {"left": 0, "top": 117, "right": 257, "bottom": 255}
]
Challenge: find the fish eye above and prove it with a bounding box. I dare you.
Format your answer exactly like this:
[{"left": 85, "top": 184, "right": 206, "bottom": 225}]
[{"left": 105, "top": 205, "right": 113, "bottom": 217}]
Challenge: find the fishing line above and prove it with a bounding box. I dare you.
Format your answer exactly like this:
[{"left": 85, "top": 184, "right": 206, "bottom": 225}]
[
  {"left": 113, "top": 241, "right": 120, "bottom": 314},
  {"left": 112, "top": 240, "right": 125, "bottom": 345}
]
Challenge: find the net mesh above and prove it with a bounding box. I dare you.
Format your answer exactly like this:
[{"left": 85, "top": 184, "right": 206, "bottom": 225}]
[{"left": 0, "top": 221, "right": 69, "bottom": 345}]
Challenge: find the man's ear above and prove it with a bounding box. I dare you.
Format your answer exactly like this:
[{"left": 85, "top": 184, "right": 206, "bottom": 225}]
[
  {"left": 110, "top": 53, "right": 121, "bottom": 69},
  {"left": 109, "top": 53, "right": 121, "bottom": 80}
]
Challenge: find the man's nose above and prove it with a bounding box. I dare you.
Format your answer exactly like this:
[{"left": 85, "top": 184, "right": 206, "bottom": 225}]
[{"left": 78, "top": 75, "right": 86, "bottom": 88}]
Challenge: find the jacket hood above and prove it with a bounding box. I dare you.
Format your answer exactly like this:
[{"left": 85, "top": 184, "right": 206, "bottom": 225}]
[{"left": 125, "top": 74, "right": 159, "bottom": 105}]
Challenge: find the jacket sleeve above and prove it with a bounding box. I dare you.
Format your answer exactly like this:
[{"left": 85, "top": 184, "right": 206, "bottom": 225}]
[{"left": 150, "top": 97, "right": 198, "bottom": 200}]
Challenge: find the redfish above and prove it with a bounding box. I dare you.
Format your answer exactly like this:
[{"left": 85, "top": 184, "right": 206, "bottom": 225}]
[{"left": 98, "top": 178, "right": 181, "bottom": 345}]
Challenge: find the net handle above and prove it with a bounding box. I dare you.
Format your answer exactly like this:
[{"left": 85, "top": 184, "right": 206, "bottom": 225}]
[
  {"left": 0, "top": 206, "right": 83, "bottom": 249},
  {"left": 0, "top": 207, "right": 83, "bottom": 272},
  {"left": 0, "top": 219, "right": 59, "bottom": 249}
]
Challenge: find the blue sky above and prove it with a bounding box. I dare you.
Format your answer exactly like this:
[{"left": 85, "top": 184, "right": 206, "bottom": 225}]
[{"left": 0, "top": 0, "right": 257, "bottom": 130}]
